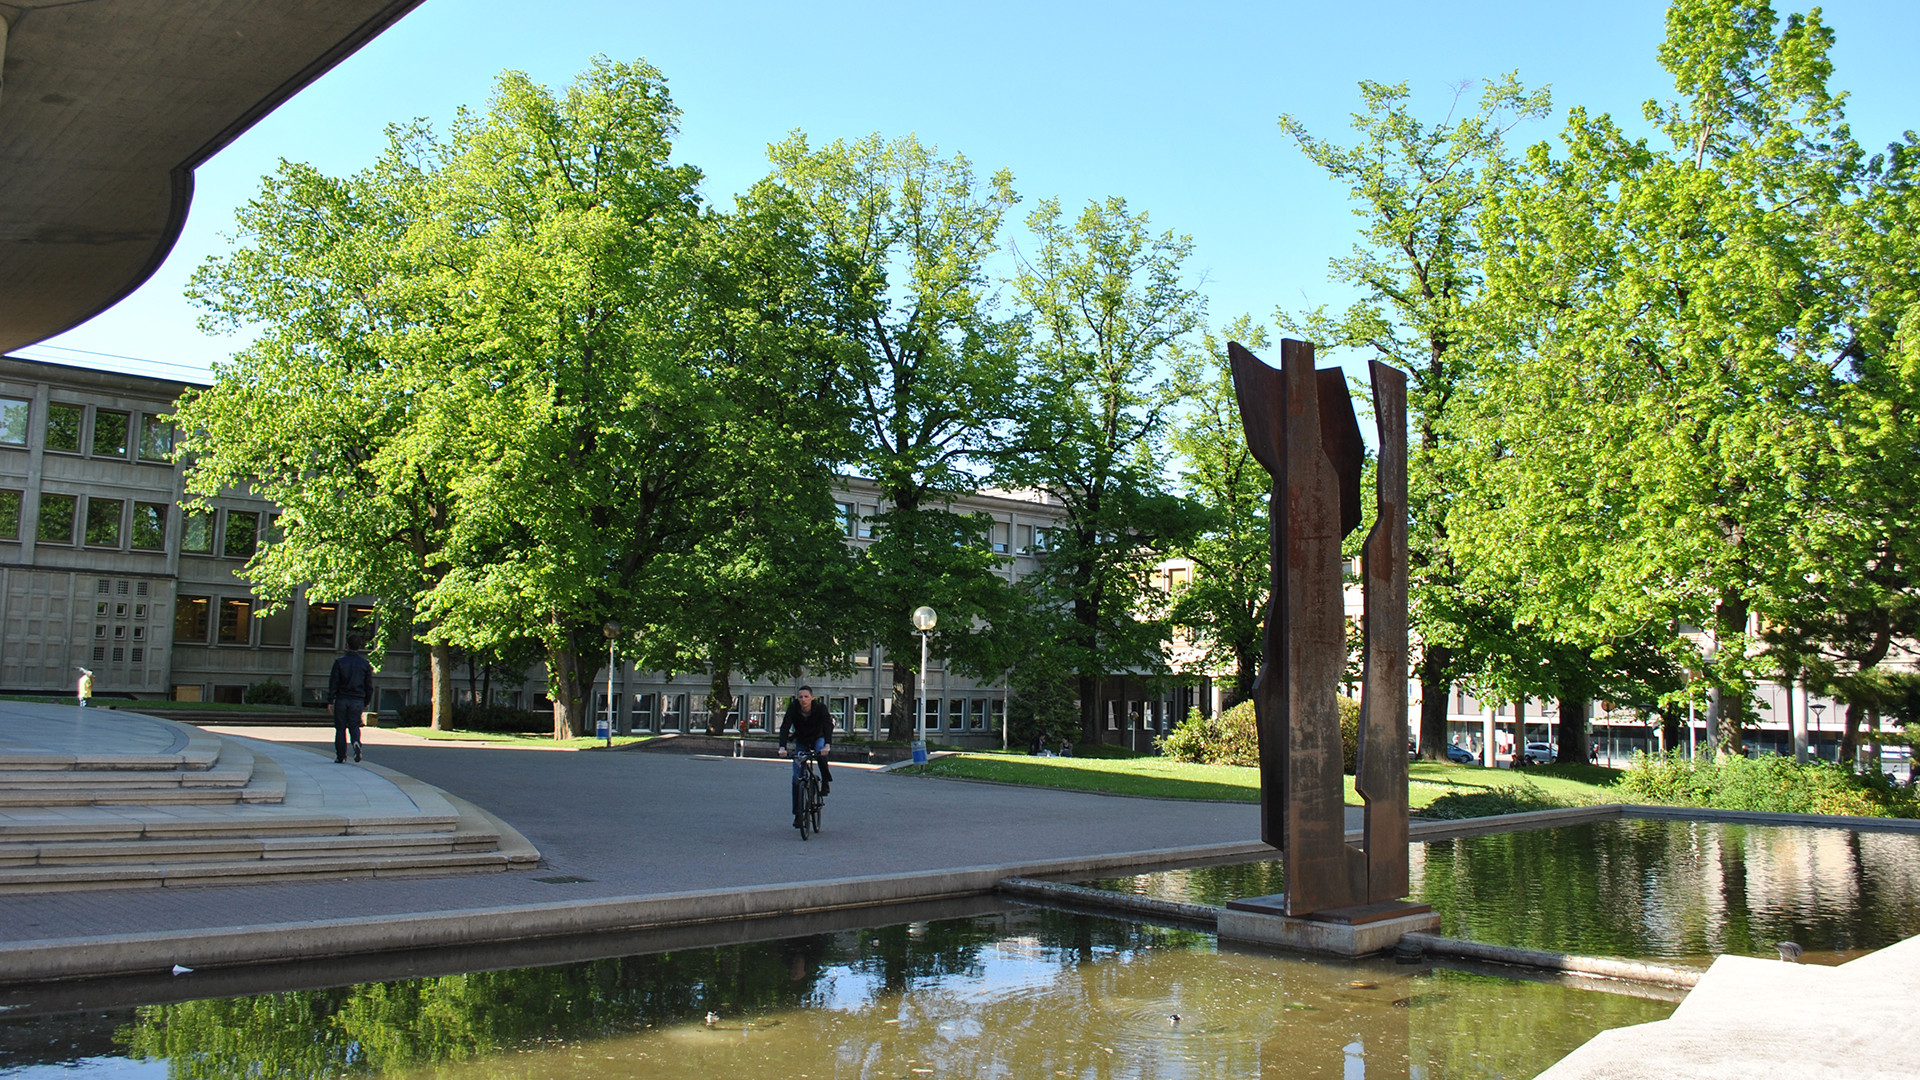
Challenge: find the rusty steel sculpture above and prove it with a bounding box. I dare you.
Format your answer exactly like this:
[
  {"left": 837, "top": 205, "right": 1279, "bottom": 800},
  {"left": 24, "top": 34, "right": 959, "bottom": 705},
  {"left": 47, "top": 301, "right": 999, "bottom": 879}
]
[{"left": 1230, "top": 338, "right": 1411, "bottom": 918}]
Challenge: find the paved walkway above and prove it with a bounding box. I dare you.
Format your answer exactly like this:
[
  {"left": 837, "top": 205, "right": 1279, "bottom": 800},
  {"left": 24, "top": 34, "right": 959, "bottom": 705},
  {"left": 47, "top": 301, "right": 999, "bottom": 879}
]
[{"left": 1, "top": 726, "right": 1267, "bottom": 950}]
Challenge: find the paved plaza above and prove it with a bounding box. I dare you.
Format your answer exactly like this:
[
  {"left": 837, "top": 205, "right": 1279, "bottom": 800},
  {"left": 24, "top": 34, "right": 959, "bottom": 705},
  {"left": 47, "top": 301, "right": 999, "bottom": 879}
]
[{"left": 0, "top": 717, "right": 1274, "bottom": 976}]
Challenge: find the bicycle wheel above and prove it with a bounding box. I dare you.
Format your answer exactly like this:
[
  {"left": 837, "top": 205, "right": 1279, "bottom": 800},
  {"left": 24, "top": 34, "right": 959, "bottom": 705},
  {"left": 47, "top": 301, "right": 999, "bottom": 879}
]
[{"left": 801, "top": 771, "right": 819, "bottom": 838}]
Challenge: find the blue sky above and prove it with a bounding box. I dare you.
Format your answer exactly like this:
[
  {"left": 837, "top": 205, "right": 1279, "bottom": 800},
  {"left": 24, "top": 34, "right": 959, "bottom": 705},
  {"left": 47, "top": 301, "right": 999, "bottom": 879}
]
[{"left": 23, "top": 0, "right": 1919, "bottom": 383}]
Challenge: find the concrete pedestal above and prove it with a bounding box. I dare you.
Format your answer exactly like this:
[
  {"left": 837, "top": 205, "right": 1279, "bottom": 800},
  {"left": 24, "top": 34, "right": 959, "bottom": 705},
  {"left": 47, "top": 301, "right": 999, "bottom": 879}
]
[{"left": 1217, "top": 894, "right": 1440, "bottom": 957}]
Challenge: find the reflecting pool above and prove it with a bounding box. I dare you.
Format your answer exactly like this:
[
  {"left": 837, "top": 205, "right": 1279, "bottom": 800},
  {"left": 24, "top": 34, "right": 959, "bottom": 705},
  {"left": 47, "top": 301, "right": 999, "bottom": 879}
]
[
  {"left": 0, "top": 907, "right": 1672, "bottom": 1079},
  {"left": 1082, "top": 818, "right": 1920, "bottom": 965}
]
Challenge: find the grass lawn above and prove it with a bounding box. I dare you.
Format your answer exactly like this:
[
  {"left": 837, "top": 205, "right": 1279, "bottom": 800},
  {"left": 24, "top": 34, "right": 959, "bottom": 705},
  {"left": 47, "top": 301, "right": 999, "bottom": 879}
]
[
  {"left": 390, "top": 726, "right": 653, "bottom": 750},
  {"left": 900, "top": 752, "right": 1624, "bottom": 809}
]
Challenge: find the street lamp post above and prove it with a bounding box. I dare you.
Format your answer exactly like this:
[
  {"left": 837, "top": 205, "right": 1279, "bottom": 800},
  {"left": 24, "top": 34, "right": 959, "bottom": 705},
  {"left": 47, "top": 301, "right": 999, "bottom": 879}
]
[
  {"left": 911, "top": 606, "right": 937, "bottom": 765},
  {"left": 601, "top": 621, "right": 620, "bottom": 747},
  {"left": 1809, "top": 702, "right": 1827, "bottom": 761}
]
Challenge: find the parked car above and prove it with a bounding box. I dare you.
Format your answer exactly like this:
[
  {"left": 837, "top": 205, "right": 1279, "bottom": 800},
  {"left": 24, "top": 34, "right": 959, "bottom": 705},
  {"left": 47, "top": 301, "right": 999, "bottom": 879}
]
[
  {"left": 1524, "top": 741, "right": 1557, "bottom": 764},
  {"left": 1446, "top": 744, "right": 1478, "bottom": 765}
]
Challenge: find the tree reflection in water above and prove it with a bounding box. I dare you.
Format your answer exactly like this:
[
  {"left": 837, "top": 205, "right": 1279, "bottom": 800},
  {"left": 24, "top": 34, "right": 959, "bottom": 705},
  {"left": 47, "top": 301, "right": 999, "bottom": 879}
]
[{"left": 68, "top": 908, "right": 1677, "bottom": 1080}]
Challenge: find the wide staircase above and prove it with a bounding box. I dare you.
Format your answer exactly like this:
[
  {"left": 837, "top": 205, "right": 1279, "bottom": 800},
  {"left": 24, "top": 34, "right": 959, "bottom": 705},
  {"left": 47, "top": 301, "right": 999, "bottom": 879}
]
[{"left": 0, "top": 703, "right": 537, "bottom": 893}]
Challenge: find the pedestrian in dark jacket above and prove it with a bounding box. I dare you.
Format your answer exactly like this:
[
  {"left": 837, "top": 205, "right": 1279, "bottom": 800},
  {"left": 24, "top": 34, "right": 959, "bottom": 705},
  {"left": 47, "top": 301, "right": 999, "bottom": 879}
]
[
  {"left": 329, "top": 635, "right": 375, "bottom": 763},
  {"left": 778, "top": 686, "right": 834, "bottom": 798}
]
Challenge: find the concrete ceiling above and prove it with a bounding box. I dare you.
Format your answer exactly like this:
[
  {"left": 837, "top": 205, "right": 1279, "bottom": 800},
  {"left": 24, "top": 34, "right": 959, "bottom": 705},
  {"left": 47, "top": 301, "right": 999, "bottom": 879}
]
[{"left": 0, "top": 0, "right": 425, "bottom": 354}]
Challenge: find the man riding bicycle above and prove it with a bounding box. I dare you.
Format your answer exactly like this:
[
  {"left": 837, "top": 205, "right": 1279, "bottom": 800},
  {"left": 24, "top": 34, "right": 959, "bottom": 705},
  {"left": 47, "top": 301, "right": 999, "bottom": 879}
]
[{"left": 778, "top": 686, "right": 834, "bottom": 828}]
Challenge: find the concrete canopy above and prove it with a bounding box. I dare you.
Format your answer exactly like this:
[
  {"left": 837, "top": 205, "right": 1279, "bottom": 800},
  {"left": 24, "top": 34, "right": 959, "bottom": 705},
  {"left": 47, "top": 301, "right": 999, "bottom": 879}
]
[{"left": 0, "top": 0, "right": 425, "bottom": 354}]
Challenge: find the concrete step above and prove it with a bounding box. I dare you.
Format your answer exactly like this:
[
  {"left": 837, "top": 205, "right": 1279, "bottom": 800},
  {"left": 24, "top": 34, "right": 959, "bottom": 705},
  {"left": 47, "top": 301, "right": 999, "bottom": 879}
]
[
  {"left": 0, "top": 748, "right": 282, "bottom": 807},
  {"left": 0, "top": 848, "right": 523, "bottom": 894},
  {"left": 0, "top": 742, "right": 255, "bottom": 792},
  {"left": 0, "top": 827, "right": 501, "bottom": 867},
  {"left": 0, "top": 725, "right": 223, "bottom": 772}
]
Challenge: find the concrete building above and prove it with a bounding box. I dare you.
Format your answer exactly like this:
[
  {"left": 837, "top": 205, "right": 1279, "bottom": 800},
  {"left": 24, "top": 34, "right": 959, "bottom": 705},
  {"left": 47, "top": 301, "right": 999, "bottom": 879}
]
[{"left": 0, "top": 355, "right": 1083, "bottom": 744}]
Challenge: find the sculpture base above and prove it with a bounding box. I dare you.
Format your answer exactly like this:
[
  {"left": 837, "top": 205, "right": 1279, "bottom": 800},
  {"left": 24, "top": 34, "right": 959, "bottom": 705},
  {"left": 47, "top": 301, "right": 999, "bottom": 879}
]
[{"left": 1217, "top": 895, "right": 1439, "bottom": 957}]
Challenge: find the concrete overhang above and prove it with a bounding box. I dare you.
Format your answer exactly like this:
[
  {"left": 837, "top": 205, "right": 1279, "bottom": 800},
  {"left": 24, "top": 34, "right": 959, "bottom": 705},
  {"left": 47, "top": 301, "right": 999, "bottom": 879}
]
[{"left": 0, "top": 0, "right": 426, "bottom": 354}]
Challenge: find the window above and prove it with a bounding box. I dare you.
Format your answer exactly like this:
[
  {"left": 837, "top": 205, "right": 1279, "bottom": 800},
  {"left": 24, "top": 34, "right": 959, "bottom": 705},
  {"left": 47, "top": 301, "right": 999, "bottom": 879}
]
[
  {"left": 633, "top": 693, "right": 656, "bottom": 731},
  {"left": 830, "top": 697, "right": 848, "bottom": 731},
  {"left": 346, "top": 604, "right": 376, "bottom": 642},
  {"left": 306, "top": 603, "right": 339, "bottom": 650},
  {"left": 175, "top": 596, "right": 211, "bottom": 644},
  {"left": 662, "top": 693, "right": 684, "bottom": 732},
  {"left": 130, "top": 648, "right": 144, "bottom": 664},
  {"left": 0, "top": 490, "right": 19, "bottom": 539},
  {"left": 857, "top": 506, "right": 876, "bottom": 539},
  {"left": 94, "top": 625, "right": 106, "bottom": 639},
  {"left": 949, "top": 698, "right": 965, "bottom": 730},
  {"left": 992, "top": 698, "right": 1006, "bottom": 733},
  {"left": 92, "top": 411, "right": 130, "bottom": 458},
  {"left": 138, "top": 417, "right": 174, "bottom": 462},
  {"left": 131, "top": 503, "right": 166, "bottom": 550},
  {"left": 45, "top": 403, "right": 81, "bottom": 452},
  {"left": 922, "top": 697, "right": 940, "bottom": 733},
  {"left": 0, "top": 398, "right": 28, "bottom": 445},
  {"left": 180, "top": 511, "right": 214, "bottom": 554},
  {"left": 991, "top": 521, "right": 1010, "bottom": 553},
  {"left": 747, "top": 694, "right": 769, "bottom": 731},
  {"left": 36, "top": 493, "right": 76, "bottom": 543},
  {"left": 258, "top": 604, "right": 293, "bottom": 647},
  {"left": 971, "top": 698, "right": 989, "bottom": 729},
  {"left": 1030, "top": 527, "right": 1052, "bottom": 553},
  {"left": 835, "top": 501, "right": 856, "bottom": 536},
  {"left": 854, "top": 696, "right": 872, "bottom": 732},
  {"left": 84, "top": 497, "right": 123, "bottom": 548},
  {"left": 223, "top": 510, "right": 259, "bottom": 558},
  {"left": 217, "top": 598, "right": 252, "bottom": 645}
]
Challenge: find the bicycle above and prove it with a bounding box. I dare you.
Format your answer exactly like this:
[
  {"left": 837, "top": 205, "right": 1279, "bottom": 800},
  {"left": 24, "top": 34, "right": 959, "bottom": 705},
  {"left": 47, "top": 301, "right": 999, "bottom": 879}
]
[{"left": 788, "top": 746, "right": 824, "bottom": 840}]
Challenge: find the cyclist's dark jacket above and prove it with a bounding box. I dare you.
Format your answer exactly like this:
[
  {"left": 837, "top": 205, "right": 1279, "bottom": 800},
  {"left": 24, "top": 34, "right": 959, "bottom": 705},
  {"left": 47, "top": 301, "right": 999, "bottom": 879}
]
[{"left": 779, "top": 698, "right": 833, "bottom": 745}]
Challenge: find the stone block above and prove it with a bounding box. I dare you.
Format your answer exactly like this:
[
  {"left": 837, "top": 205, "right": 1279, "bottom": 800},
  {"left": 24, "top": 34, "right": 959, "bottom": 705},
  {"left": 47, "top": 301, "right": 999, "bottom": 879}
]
[{"left": 1217, "top": 896, "right": 1439, "bottom": 957}]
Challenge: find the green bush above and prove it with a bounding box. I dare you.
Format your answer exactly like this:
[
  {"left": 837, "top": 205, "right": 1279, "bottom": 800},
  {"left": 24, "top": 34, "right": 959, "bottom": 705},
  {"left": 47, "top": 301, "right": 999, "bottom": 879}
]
[
  {"left": 1159, "top": 696, "right": 1362, "bottom": 770},
  {"left": 1421, "top": 778, "right": 1572, "bottom": 820},
  {"left": 241, "top": 680, "right": 295, "bottom": 706},
  {"left": 1616, "top": 752, "right": 1920, "bottom": 818},
  {"left": 393, "top": 702, "right": 548, "bottom": 734}
]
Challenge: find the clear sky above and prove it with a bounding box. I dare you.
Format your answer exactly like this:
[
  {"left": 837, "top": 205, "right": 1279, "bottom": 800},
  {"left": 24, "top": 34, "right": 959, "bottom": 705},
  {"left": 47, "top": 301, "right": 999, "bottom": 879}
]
[{"left": 21, "top": 0, "right": 1920, "bottom": 384}]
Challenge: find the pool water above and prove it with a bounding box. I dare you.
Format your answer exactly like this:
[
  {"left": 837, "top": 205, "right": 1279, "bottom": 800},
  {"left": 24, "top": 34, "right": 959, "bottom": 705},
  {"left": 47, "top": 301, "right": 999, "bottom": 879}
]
[
  {"left": 0, "top": 907, "right": 1672, "bottom": 1080},
  {"left": 1082, "top": 819, "right": 1920, "bottom": 965}
]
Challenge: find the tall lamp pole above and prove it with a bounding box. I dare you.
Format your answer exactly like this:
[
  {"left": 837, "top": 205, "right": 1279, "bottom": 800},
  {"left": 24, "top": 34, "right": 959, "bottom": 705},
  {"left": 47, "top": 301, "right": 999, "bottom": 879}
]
[
  {"left": 1809, "top": 702, "right": 1826, "bottom": 762},
  {"left": 601, "top": 621, "right": 620, "bottom": 747},
  {"left": 911, "top": 606, "right": 937, "bottom": 765}
]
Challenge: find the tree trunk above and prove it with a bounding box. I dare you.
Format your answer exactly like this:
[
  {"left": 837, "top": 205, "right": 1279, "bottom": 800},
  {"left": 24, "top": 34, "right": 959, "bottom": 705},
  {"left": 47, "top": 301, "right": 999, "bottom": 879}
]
[
  {"left": 1417, "top": 644, "right": 1454, "bottom": 761},
  {"left": 705, "top": 670, "right": 733, "bottom": 736},
  {"left": 430, "top": 641, "right": 454, "bottom": 732},
  {"left": 547, "top": 643, "right": 591, "bottom": 740},
  {"left": 1839, "top": 700, "right": 1865, "bottom": 773},
  {"left": 888, "top": 660, "right": 915, "bottom": 741},
  {"left": 1710, "top": 592, "right": 1749, "bottom": 756},
  {"left": 1557, "top": 696, "right": 1591, "bottom": 766}
]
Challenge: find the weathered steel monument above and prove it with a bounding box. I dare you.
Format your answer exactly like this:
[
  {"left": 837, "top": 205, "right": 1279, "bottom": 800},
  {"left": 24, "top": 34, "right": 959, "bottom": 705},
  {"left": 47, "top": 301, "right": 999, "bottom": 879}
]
[{"left": 1216, "top": 339, "right": 1437, "bottom": 953}]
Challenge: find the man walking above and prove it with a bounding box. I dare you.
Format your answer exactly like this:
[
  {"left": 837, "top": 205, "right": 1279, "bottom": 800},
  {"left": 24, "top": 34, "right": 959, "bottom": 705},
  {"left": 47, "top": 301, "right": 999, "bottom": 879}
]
[{"left": 329, "top": 635, "right": 375, "bottom": 764}]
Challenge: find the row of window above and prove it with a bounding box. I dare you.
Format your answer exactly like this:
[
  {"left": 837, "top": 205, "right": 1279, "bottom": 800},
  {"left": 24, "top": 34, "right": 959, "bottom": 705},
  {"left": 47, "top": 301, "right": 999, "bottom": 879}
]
[
  {"left": 174, "top": 596, "right": 374, "bottom": 650},
  {"left": 831, "top": 500, "right": 1054, "bottom": 554},
  {"left": 617, "top": 693, "right": 1008, "bottom": 733},
  {"left": 0, "top": 492, "right": 267, "bottom": 557},
  {"left": 0, "top": 397, "right": 174, "bottom": 462}
]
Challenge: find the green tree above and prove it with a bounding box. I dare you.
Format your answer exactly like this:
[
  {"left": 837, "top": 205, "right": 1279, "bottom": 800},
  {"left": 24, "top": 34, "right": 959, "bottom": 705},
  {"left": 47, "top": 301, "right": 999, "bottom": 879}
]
[
  {"left": 1455, "top": 0, "right": 1874, "bottom": 755},
  {"left": 1004, "top": 196, "right": 1208, "bottom": 742},
  {"left": 769, "top": 132, "right": 1023, "bottom": 739},
  {"left": 1276, "top": 74, "right": 1551, "bottom": 760},
  {"left": 1167, "top": 318, "right": 1273, "bottom": 707},
  {"left": 176, "top": 121, "right": 469, "bottom": 728}
]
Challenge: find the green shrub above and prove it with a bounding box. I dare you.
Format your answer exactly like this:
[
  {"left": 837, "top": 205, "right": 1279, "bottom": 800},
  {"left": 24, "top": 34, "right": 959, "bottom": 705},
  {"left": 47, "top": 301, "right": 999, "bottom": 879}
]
[
  {"left": 1158, "top": 696, "right": 1362, "bottom": 770},
  {"left": 393, "top": 702, "right": 548, "bottom": 734},
  {"left": 1421, "top": 778, "right": 1571, "bottom": 820},
  {"left": 241, "top": 680, "right": 294, "bottom": 706},
  {"left": 1616, "top": 752, "right": 1919, "bottom": 818}
]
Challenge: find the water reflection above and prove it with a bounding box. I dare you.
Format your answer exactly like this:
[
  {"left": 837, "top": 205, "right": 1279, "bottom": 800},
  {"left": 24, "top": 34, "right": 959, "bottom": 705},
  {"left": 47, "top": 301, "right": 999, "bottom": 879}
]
[
  {"left": 0, "top": 909, "right": 1671, "bottom": 1080},
  {"left": 1084, "top": 819, "right": 1920, "bottom": 965}
]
